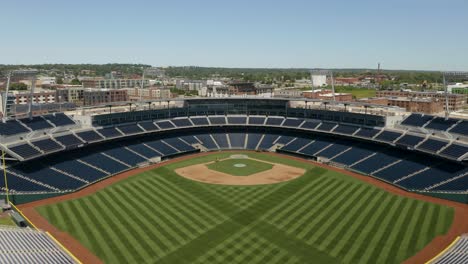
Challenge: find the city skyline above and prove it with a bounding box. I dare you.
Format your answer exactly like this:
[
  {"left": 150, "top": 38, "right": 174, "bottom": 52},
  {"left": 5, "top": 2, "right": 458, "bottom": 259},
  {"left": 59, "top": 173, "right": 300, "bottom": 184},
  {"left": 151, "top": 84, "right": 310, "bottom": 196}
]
[{"left": 1, "top": 0, "right": 467, "bottom": 71}]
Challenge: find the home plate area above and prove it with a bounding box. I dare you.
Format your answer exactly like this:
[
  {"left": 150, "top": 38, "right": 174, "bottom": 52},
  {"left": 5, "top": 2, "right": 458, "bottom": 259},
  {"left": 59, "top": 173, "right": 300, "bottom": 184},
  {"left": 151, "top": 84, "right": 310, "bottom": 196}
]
[{"left": 174, "top": 154, "right": 305, "bottom": 185}]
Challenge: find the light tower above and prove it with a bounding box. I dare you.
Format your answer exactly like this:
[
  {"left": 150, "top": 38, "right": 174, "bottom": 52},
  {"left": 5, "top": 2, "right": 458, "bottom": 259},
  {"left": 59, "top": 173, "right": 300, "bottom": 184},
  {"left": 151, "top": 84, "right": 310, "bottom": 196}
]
[{"left": 2, "top": 69, "right": 38, "bottom": 122}]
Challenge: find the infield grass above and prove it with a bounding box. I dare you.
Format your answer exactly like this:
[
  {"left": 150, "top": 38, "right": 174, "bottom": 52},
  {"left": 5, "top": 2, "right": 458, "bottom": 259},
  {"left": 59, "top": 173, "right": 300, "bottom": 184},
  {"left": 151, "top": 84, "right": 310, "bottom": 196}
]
[
  {"left": 206, "top": 158, "right": 273, "bottom": 176},
  {"left": 37, "top": 151, "right": 454, "bottom": 264}
]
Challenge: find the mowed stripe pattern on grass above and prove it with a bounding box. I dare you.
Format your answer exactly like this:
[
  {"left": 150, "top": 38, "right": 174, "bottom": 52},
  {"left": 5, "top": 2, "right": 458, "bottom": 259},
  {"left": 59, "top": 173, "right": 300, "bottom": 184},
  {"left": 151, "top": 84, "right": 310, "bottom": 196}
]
[{"left": 36, "top": 152, "right": 454, "bottom": 264}]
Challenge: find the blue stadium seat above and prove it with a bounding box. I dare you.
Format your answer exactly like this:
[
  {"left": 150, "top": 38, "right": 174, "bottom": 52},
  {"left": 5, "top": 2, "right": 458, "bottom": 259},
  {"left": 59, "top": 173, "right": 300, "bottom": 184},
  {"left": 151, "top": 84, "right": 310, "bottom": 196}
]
[
  {"left": 80, "top": 153, "right": 129, "bottom": 174},
  {"left": 425, "top": 117, "right": 458, "bottom": 131},
  {"left": 282, "top": 118, "right": 304, "bottom": 127},
  {"left": 212, "top": 133, "right": 229, "bottom": 148},
  {"left": 355, "top": 128, "right": 380, "bottom": 138},
  {"left": 275, "top": 135, "right": 295, "bottom": 145},
  {"left": 395, "top": 134, "right": 425, "bottom": 147},
  {"left": 448, "top": 121, "right": 468, "bottom": 136},
  {"left": 97, "top": 127, "right": 123, "bottom": 138},
  {"left": 258, "top": 134, "right": 280, "bottom": 150},
  {"left": 10, "top": 165, "right": 84, "bottom": 190},
  {"left": 31, "top": 138, "right": 63, "bottom": 153},
  {"left": 163, "top": 137, "right": 196, "bottom": 152},
  {"left": 228, "top": 133, "right": 246, "bottom": 148},
  {"left": 397, "top": 163, "right": 467, "bottom": 190},
  {"left": 374, "top": 155, "right": 431, "bottom": 182},
  {"left": 333, "top": 124, "right": 359, "bottom": 135},
  {"left": 54, "top": 134, "right": 83, "bottom": 148},
  {"left": 432, "top": 174, "right": 468, "bottom": 191},
  {"left": 439, "top": 143, "right": 468, "bottom": 159},
  {"left": 145, "top": 140, "right": 179, "bottom": 156},
  {"left": 9, "top": 144, "right": 42, "bottom": 159},
  {"left": 172, "top": 118, "right": 193, "bottom": 127},
  {"left": 103, "top": 146, "right": 147, "bottom": 166},
  {"left": 179, "top": 135, "right": 201, "bottom": 145},
  {"left": 125, "top": 142, "right": 161, "bottom": 159},
  {"left": 246, "top": 133, "right": 263, "bottom": 149},
  {"left": 190, "top": 117, "right": 210, "bottom": 126},
  {"left": 52, "top": 159, "right": 108, "bottom": 182},
  {"left": 20, "top": 116, "right": 53, "bottom": 130},
  {"left": 300, "top": 120, "right": 321, "bottom": 130},
  {"left": 139, "top": 121, "right": 159, "bottom": 131},
  {"left": 196, "top": 134, "right": 219, "bottom": 150},
  {"left": 76, "top": 130, "right": 104, "bottom": 142},
  {"left": 282, "top": 137, "right": 311, "bottom": 152},
  {"left": 417, "top": 139, "right": 449, "bottom": 152},
  {"left": 209, "top": 116, "right": 227, "bottom": 125},
  {"left": 248, "top": 116, "right": 266, "bottom": 125},
  {"left": 227, "top": 117, "right": 247, "bottom": 124},
  {"left": 375, "top": 130, "right": 402, "bottom": 143},
  {"left": 316, "top": 122, "right": 337, "bottom": 131},
  {"left": 43, "top": 113, "right": 75, "bottom": 126},
  {"left": 1, "top": 172, "right": 51, "bottom": 192},
  {"left": 315, "top": 139, "right": 354, "bottom": 158},
  {"left": 332, "top": 144, "right": 377, "bottom": 166},
  {"left": 265, "top": 117, "right": 284, "bottom": 126},
  {"left": 155, "top": 120, "right": 175, "bottom": 129},
  {"left": 118, "top": 124, "right": 144, "bottom": 135},
  {"left": 401, "top": 114, "right": 433, "bottom": 127},
  {"left": 0, "top": 120, "right": 30, "bottom": 136},
  {"left": 298, "top": 138, "right": 333, "bottom": 157},
  {"left": 351, "top": 151, "right": 400, "bottom": 174}
]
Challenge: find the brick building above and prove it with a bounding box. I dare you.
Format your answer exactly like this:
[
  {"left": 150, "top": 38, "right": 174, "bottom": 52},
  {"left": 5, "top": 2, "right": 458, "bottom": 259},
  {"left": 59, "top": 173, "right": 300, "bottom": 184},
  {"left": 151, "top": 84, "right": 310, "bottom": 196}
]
[
  {"left": 376, "top": 90, "right": 466, "bottom": 111},
  {"left": 83, "top": 89, "right": 128, "bottom": 106}
]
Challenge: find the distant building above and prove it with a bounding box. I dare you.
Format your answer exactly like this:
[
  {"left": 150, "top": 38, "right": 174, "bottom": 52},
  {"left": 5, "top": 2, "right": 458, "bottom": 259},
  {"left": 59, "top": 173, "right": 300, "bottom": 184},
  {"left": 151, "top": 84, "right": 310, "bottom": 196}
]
[
  {"left": 302, "top": 89, "right": 353, "bottom": 102},
  {"left": 125, "top": 87, "right": 171, "bottom": 100},
  {"left": 13, "top": 91, "right": 56, "bottom": 105},
  {"left": 56, "top": 87, "right": 85, "bottom": 105},
  {"left": 274, "top": 89, "right": 303, "bottom": 98},
  {"left": 376, "top": 90, "right": 466, "bottom": 111},
  {"left": 311, "top": 74, "right": 327, "bottom": 87},
  {"left": 360, "top": 97, "right": 444, "bottom": 114},
  {"left": 83, "top": 89, "right": 128, "bottom": 106},
  {"left": 81, "top": 78, "right": 149, "bottom": 89}
]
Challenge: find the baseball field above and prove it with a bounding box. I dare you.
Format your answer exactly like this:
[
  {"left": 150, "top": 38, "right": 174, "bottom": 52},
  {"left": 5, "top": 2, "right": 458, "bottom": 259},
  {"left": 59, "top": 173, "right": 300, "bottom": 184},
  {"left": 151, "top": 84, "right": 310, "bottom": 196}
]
[{"left": 34, "top": 152, "right": 454, "bottom": 264}]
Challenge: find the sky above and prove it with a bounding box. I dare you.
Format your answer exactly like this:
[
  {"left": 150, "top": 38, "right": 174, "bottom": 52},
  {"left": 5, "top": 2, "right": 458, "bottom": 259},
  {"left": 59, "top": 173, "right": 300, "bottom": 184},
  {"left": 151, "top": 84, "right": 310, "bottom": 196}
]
[{"left": 1, "top": 0, "right": 467, "bottom": 71}]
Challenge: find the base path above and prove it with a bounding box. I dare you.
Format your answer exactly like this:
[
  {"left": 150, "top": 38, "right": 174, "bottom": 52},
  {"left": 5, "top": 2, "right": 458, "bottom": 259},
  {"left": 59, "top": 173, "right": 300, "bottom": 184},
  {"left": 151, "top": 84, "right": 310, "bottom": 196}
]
[
  {"left": 175, "top": 158, "right": 305, "bottom": 185},
  {"left": 18, "top": 151, "right": 468, "bottom": 264}
]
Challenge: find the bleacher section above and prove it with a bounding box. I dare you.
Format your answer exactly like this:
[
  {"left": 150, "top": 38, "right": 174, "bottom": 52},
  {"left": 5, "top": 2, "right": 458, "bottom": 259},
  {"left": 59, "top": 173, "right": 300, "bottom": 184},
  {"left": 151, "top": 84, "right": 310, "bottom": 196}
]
[
  {"left": 333, "top": 124, "right": 359, "bottom": 135},
  {"left": 20, "top": 116, "right": 53, "bottom": 130},
  {"left": 375, "top": 130, "right": 402, "bottom": 143},
  {"left": 0, "top": 227, "right": 76, "bottom": 264},
  {"left": 31, "top": 138, "right": 63, "bottom": 153},
  {"left": 54, "top": 134, "right": 83, "bottom": 148},
  {"left": 450, "top": 121, "right": 468, "bottom": 136},
  {"left": 172, "top": 118, "right": 193, "bottom": 127},
  {"left": 401, "top": 114, "right": 433, "bottom": 127},
  {"left": 209, "top": 116, "right": 227, "bottom": 125},
  {"left": 117, "top": 124, "right": 144, "bottom": 135},
  {"left": 42, "top": 113, "right": 75, "bottom": 126},
  {"left": 440, "top": 144, "right": 468, "bottom": 159},
  {"left": 317, "top": 122, "right": 337, "bottom": 132},
  {"left": 417, "top": 139, "right": 449, "bottom": 153},
  {"left": 228, "top": 133, "right": 246, "bottom": 149},
  {"left": 155, "top": 120, "right": 175, "bottom": 129},
  {"left": 76, "top": 130, "right": 104, "bottom": 142},
  {"left": 0, "top": 120, "right": 30, "bottom": 136},
  {"left": 190, "top": 117, "right": 209, "bottom": 126},
  {"left": 8, "top": 144, "right": 42, "bottom": 159},
  {"left": 139, "top": 121, "right": 159, "bottom": 132},
  {"left": 425, "top": 117, "right": 458, "bottom": 131},
  {"left": 355, "top": 127, "right": 381, "bottom": 138},
  {"left": 248, "top": 116, "right": 265, "bottom": 125},
  {"left": 227, "top": 117, "right": 247, "bottom": 124},
  {"left": 395, "top": 134, "right": 425, "bottom": 148},
  {"left": 97, "top": 127, "right": 123, "bottom": 138}
]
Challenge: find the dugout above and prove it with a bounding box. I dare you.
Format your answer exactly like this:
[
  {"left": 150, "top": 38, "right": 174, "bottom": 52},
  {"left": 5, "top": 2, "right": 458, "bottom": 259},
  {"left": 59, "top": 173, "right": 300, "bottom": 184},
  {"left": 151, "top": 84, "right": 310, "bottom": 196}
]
[{"left": 11, "top": 211, "right": 27, "bottom": 227}]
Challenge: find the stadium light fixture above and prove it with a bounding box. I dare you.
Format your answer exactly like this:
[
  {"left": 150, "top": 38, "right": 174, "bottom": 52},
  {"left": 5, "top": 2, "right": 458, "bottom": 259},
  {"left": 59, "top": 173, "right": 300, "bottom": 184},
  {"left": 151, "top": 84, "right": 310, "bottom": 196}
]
[{"left": 2, "top": 69, "right": 38, "bottom": 121}]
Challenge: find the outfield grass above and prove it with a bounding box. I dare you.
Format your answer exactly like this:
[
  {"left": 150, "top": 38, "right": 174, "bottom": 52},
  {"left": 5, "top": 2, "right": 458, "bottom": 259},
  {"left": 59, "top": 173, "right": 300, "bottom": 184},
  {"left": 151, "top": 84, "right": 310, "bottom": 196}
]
[
  {"left": 206, "top": 158, "right": 273, "bottom": 176},
  {"left": 37, "top": 152, "right": 454, "bottom": 264}
]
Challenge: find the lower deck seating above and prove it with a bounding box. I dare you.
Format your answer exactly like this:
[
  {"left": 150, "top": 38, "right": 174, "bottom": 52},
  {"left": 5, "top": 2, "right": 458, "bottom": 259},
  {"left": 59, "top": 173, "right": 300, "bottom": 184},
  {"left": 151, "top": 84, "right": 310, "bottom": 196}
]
[
  {"left": 212, "top": 134, "right": 229, "bottom": 149},
  {"left": 258, "top": 134, "right": 280, "bottom": 149},
  {"left": 228, "top": 133, "right": 246, "bottom": 149},
  {"left": 246, "top": 133, "right": 262, "bottom": 149}
]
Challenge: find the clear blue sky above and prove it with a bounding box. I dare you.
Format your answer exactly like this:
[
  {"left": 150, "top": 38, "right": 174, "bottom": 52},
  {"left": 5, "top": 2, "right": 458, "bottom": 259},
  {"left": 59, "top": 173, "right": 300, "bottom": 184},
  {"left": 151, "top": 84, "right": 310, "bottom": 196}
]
[{"left": 1, "top": 0, "right": 467, "bottom": 70}]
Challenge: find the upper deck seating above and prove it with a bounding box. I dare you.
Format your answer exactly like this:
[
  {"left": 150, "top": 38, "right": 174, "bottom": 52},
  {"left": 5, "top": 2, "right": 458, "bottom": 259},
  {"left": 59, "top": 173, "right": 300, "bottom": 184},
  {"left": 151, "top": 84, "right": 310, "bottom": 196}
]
[
  {"left": 54, "top": 134, "right": 83, "bottom": 148},
  {"left": 9, "top": 144, "right": 42, "bottom": 159},
  {"left": 355, "top": 127, "right": 380, "bottom": 138},
  {"left": 76, "top": 130, "right": 104, "bottom": 142},
  {"left": 172, "top": 118, "right": 193, "bottom": 127},
  {"left": 401, "top": 114, "right": 433, "bottom": 127},
  {"left": 265, "top": 117, "right": 284, "bottom": 126},
  {"left": 20, "top": 116, "right": 53, "bottom": 130},
  {"left": 449, "top": 121, "right": 468, "bottom": 136},
  {"left": 395, "top": 134, "right": 425, "bottom": 147},
  {"left": 316, "top": 122, "right": 337, "bottom": 132},
  {"left": 155, "top": 120, "right": 175, "bottom": 129},
  {"left": 190, "top": 117, "right": 210, "bottom": 126},
  {"left": 227, "top": 117, "right": 247, "bottom": 124},
  {"left": 97, "top": 127, "right": 123, "bottom": 138},
  {"left": 417, "top": 139, "right": 449, "bottom": 153},
  {"left": 0, "top": 120, "right": 30, "bottom": 136},
  {"left": 300, "top": 120, "right": 321, "bottom": 130},
  {"left": 282, "top": 118, "right": 303, "bottom": 127},
  {"left": 117, "top": 124, "right": 144, "bottom": 135},
  {"left": 439, "top": 143, "right": 468, "bottom": 159},
  {"left": 425, "top": 117, "right": 458, "bottom": 131},
  {"left": 248, "top": 116, "right": 265, "bottom": 125},
  {"left": 31, "top": 138, "right": 63, "bottom": 153},
  {"left": 333, "top": 124, "right": 359, "bottom": 135},
  {"left": 138, "top": 121, "right": 159, "bottom": 131},
  {"left": 43, "top": 113, "right": 75, "bottom": 126},
  {"left": 209, "top": 116, "right": 227, "bottom": 125},
  {"left": 375, "top": 130, "right": 402, "bottom": 143}
]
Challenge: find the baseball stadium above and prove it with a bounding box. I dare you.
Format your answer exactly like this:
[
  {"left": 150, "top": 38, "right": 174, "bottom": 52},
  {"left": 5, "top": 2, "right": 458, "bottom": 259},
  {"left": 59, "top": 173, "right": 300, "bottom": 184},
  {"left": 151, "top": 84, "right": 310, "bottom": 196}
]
[{"left": 1, "top": 98, "right": 468, "bottom": 263}]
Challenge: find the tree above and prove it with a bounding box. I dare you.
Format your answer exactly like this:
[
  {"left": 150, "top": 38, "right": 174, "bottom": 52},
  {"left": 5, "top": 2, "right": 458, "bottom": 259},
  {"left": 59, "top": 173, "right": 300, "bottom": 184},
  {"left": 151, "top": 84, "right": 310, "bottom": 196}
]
[
  {"left": 9, "top": 83, "right": 28, "bottom": 90},
  {"left": 57, "top": 77, "right": 64, "bottom": 84},
  {"left": 70, "top": 78, "right": 81, "bottom": 85}
]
